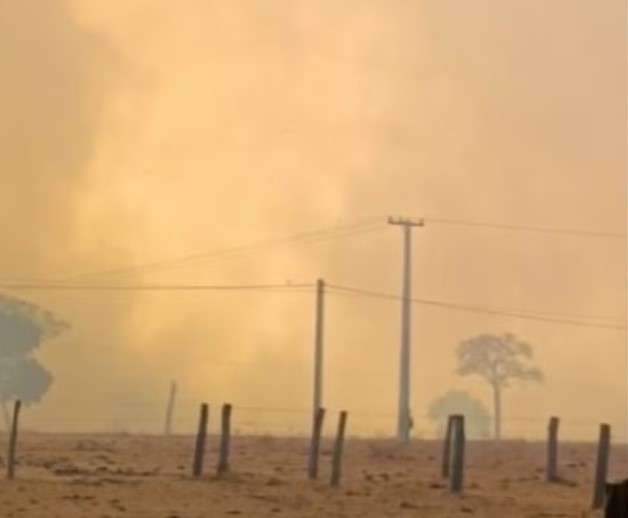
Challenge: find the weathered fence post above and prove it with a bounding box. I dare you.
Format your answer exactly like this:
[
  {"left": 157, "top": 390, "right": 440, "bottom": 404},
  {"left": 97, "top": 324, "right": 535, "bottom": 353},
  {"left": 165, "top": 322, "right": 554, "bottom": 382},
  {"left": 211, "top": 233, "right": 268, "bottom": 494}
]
[
  {"left": 441, "top": 415, "right": 454, "bottom": 478},
  {"left": 604, "top": 480, "right": 628, "bottom": 518},
  {"left": 450, "top": 414, "right": 465, "bottom": 494},
  {"left": 592, "top": 423, "right": 611, "bottom": 510},
  {"left": 164, "top": 380, "right": 177, "bottom": 436},
  {"left": 217, "top": 403, "right": 232, "bottom": 476},
  {"left": 308, "top": 407, "right": 325, "bottom": 479},
  {"left": 7, "top": 400, "right": 21, "bottom": 480},
  {"left": 330, "top": 411, "right": 348, "bottom": 487},
  {"left": 546, "top": 416, "right": 560, "bottom": 483},
  {"left": 192, "top": 403, "right": 209, "bottom": 478}
]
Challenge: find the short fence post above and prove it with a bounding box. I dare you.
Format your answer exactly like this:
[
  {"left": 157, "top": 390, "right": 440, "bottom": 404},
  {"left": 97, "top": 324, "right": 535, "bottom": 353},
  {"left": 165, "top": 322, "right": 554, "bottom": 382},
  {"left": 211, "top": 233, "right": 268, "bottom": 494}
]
[
  {"left": 592, "top": 423, "right": 611, "bottom": 510},
  {"left": 308, "top": 407, "right": 325, "bottom": 479},
  {"left": 330, "top": 411, "right": 348, "bottom": 487},
  {"left": 441, "top": 415, "right": 454, "bottom": 478},
  {"left": 217, "top": 403, "right": 232, "bottom": 476},
  {"left": 546, "top": 417, "right": 560, "bottom": 483},
  {"left": 192, "top": 403, "right": 209, "bottom": 478},
  {"left": 605, "top": 480, "right": 628, "bottom": 518},
  {"left": 7, "top": 400, "right": 21, "bottom": 480},
  {"left": 450, "top": 414, "right": 465, "bottom": 494},
  {"left": 164, "top": 380, "right": 177, "bottom": 436}
]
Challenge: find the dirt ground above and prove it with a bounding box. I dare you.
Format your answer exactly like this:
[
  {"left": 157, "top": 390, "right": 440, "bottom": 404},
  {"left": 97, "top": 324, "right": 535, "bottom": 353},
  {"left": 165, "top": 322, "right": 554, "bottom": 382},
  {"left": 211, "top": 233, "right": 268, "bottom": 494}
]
[{"left": 0, "top": 433, "right": 624, "bottom": 517}]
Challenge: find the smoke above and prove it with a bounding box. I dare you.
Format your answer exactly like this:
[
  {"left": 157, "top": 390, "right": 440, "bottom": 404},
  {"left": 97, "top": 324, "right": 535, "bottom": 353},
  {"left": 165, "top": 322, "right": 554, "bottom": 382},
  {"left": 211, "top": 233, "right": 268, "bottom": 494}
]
[
  {"left": 0, "top": 1, "right": 150, "bottom": 428},
  {"left": 0, "top": 2, "right": 118, "bottom": 271},
  {"left": 1, "top": 1, "right": 625, "bottom": 437}
]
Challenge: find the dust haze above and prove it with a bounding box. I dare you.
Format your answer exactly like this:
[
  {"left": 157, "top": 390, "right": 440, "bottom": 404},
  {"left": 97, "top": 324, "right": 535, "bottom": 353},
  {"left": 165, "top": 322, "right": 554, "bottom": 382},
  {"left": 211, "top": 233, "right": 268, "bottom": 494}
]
[{"left": 1, "top": 1, "right": 626, "bottom": 439}]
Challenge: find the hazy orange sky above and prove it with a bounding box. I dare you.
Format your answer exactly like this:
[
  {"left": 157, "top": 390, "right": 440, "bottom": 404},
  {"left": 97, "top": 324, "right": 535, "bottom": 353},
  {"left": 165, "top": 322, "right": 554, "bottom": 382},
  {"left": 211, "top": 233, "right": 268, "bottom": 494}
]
[{"left": 1, "top": 1, "right": 626, "bottom": 439}]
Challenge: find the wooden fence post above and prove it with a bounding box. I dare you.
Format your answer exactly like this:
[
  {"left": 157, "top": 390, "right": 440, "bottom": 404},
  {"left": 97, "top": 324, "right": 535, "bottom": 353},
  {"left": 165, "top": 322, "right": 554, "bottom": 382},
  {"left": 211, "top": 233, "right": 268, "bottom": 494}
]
[
  {"left": 217, "top": 403, "right": 232, "bottom": 476},
  {"left": 192, "top": 403, "right": 209, "bottom": 478},
  {"left": 450, "top": 414, "right": 465, "bottom": 494},
  {"left": 605, "top": 480, "right": 628, "bottom": 518},
  {"left": 330, "top": 411, "right": 348, "bottom": 487},
  {"left": 441, "top": 415, "right": 454, "bottom": 479},
  {"left": 308, "top": 407, "right": 325, "bottom": 479},
  {"left": 547, "top": 417, "right": 560, "bottom": 483},
  {"left": 164, "top": 380, "right": 177, "bottom": 436},
  {"left": 592, "top": 423, "right": 611, "bottom": 510},
  {"left": 7, "top": 400, "right": 21, "bottom": 480}
]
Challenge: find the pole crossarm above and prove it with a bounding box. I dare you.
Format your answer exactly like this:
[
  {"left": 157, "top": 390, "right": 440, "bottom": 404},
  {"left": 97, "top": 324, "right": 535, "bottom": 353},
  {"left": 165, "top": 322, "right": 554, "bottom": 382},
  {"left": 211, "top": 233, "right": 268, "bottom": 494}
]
[{"left": 387, "top": 217, "right": 425, "bottom": 227}]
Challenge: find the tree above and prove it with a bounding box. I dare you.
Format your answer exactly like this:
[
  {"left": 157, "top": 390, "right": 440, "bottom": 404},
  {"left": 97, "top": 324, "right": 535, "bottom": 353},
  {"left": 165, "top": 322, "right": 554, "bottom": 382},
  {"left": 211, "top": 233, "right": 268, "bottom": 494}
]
[
  {"left": 0, "top": 293, "right": 67, "bottom": 428},
  {"left": 427, "top": 390, "right": 491, "bottom": 439},
  {"left": 456, "top": 333, "right": 543, "bottom": 440}
]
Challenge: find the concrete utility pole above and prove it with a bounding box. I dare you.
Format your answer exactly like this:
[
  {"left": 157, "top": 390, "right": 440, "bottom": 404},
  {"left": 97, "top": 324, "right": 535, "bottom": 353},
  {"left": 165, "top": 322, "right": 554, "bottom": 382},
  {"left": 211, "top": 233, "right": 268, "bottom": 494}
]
[
  {"left": 313, "top": 279, "right": 325, "bottom": 424},
  {"left": 388, "top": 216, "right": 424, "bottom": 442}
]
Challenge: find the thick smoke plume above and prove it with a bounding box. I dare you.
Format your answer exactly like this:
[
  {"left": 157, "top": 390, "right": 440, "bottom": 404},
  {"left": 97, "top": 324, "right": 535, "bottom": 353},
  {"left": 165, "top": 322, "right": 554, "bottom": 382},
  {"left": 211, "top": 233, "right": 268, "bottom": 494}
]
[{"left": 0, "top": 1, "right": 625, "bottom": 437}]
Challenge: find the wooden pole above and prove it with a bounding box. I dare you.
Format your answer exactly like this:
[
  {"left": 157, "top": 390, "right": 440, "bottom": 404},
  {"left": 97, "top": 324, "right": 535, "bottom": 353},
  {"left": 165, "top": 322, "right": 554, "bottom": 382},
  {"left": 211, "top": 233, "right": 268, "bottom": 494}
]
[
  {"left": 164, "top": 380, "right": 177, "bottom": 436},
  {"left": 493, "top": 386, "right": 502, "bottom": 441},
  {"left": 450, "top": 415, "right": 465, "bottom": 494},
  {"left": 330, "top": 411, "right": 348, "bottom": 487},
  {"left": 441, "top": 415, "right": 454, "bottom": 478},
  {"left": 605, "top": 481, "right": 628, "bottom": 518},
  {"left": 2, "top": 402, "right": 10, "bottom": 432},
  {"left": 313, "top": 279, "right": 325, "bottom": 427},
  {"left": 546, "top": 417, "right": 560, "bottom": 483},
  {"left": 7, "top": 400, "right": 21, "bottom": 480},
  {"left": 217, "top": 403, "right": 232, "bottom": 476},
  {"left": 192, "top": 403, "right": 209, "bottom": 478},
  {"left": 592, "top": 423, "right": 611, "bottom": 510},
  {"left": 308, "top": 407, "right": 325, "bottom": 479}
]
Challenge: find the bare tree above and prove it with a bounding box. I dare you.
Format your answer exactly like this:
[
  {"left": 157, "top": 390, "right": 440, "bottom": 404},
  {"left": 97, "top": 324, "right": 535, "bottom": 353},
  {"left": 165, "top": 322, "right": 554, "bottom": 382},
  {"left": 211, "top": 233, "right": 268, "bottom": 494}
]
[{"left": 456, "top": 333, "right": 543, "bottom": 440}]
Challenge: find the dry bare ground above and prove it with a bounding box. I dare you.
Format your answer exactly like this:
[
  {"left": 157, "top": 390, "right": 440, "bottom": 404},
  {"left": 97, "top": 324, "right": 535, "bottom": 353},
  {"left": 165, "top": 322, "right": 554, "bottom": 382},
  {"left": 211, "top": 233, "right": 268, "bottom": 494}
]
[{"left": 0, "top": 433, "right": 624, "bottom": 517}]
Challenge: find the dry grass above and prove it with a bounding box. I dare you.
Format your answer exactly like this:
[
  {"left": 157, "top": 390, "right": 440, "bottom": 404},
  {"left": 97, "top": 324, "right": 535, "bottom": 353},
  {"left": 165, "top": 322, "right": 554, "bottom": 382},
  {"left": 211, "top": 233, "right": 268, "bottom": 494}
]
[{"left": 0, "top": 433, "right": 623, "bottom": 517}]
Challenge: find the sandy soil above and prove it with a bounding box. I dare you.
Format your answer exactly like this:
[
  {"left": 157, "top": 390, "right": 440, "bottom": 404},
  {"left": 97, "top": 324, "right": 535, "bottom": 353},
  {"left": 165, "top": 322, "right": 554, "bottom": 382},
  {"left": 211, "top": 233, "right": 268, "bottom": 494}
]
[{"left": 0, "top": 433, "right": 624, "bottom": 517}]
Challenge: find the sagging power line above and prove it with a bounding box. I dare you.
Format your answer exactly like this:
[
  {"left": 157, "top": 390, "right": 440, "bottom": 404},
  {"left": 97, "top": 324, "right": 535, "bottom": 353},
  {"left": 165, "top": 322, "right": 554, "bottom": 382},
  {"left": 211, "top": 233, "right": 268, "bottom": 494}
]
[
  {"left": 0, "top": 282, "right": 314, "bottom": 292},
  {"left": 326, "top": 284, "right": 626, "bottom": 331},
  {"left": 424, "top": 217, "right": 626, "bottom": 239},
  {"left": 56, "top": 219, "right": 386, "bottom": 282},
  {"left": 1, "top": 280, "right": 622, "bottom": 330},
  {"left": 5, "top": 213, "right": 623, "bottom": 286}
]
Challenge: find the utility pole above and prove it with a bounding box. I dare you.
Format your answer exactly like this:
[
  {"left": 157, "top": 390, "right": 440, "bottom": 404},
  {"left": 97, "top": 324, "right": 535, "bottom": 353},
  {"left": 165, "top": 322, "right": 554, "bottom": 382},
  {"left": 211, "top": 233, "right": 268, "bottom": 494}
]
[
  {"left": 164, "top": 380, "right": 177, "bottom": 436},
  {"left": 388, "top": 216, "right": 424, "bottom": 442},
  {"left": 313, "top": 278, "right": 325, "bottom": 424}
]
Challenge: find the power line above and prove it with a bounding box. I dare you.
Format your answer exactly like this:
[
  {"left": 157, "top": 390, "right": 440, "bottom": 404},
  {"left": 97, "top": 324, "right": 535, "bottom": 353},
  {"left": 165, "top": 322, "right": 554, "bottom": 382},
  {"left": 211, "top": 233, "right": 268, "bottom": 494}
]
[
  {"left": 2, "top": 279, "right": 624, "bottom": 330},
  {"left": 5, "top": 214, "right": 622, "bottom": 284},
  {"left": 328, "top": 284, "right": 625, "bottom": 322},
  {"left": 327, "top": 284, "right": 627, "bottom": 330},
  {"left": 48, "top": 218, "right": 385, "bottom": 282},
  {"left": 0, "top": 282, "right": 315, "bottom": 292},
  {"left": 424, "top": 216, "right": 626, "bottom": 239}
]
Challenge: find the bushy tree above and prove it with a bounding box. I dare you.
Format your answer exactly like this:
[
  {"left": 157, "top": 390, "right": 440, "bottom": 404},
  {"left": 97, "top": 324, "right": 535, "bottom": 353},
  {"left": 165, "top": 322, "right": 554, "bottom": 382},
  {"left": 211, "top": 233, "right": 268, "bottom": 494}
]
[
  {"left": 456, "top": 333, "right": 543, "bottom": 440},
  {"left": 428, "top": 390, "right": 491, "bottom": 439},
  {"left": 0, "top": 293, "right": 67, "bottom": 427}
]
